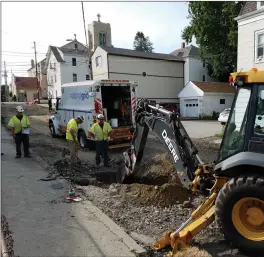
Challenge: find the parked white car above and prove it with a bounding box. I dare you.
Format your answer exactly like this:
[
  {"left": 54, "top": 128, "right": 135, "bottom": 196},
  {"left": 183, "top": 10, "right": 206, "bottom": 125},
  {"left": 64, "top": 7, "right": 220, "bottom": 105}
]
[{"left": 218, "top": 108, "right": 231, "bottom": 125}]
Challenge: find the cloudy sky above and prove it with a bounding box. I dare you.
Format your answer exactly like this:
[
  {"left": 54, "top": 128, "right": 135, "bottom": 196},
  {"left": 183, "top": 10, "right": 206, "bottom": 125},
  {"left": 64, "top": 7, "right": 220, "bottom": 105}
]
[{"left": 1, "top": 1, "right": 193, "bottom": 84}]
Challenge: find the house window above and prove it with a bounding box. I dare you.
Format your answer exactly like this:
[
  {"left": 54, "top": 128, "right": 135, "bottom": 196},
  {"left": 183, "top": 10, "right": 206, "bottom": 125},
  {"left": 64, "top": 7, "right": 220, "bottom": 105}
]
[
  {"left": 220, "top": 99, "right": 225, "bottom": 104},
  {"left": 73, "top": 73, "right": 77, "bottom": 82},
  {"left": 72, "top": 58, "right": 76, "bottom": 66},
  {"left": 202, "top": 75, "right": 206, "bottom": 81},
  {"left": 74, "top": 43, "right": 78, "bottom": 50},
  {"left": 256, "top": 30, "right": 264, "bottom": 62},
  {"left": 95, "top": 56, "right": 102, "bottom": 67},
  {"left": 202, "top": 60, "right": 205, "bottom": 67},
  {"left": 99, "top": 32, "right": 106, "bottom": 46},
  {"left": 86, "top": 74, "right": 90, "bottom": 80}
]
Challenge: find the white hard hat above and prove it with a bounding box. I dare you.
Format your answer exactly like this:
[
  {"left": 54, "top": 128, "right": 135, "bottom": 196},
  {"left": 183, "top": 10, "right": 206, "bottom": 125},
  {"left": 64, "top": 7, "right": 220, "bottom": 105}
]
[
  {"left": 77, "top": 115, "right": 84, "bottom": 121},
  {"left": 97, "top": 114, "right": 104, "bottom": 119},
  {"left": 15, "top": 106, "right": 24, "bottom": 112}
]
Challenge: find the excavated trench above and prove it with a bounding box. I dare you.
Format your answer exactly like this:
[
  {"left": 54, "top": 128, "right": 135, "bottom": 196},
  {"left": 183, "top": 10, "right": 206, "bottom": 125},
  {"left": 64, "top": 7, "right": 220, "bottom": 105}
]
[{"left": 52, "top": 153, "right": 191, "bottom": 207}]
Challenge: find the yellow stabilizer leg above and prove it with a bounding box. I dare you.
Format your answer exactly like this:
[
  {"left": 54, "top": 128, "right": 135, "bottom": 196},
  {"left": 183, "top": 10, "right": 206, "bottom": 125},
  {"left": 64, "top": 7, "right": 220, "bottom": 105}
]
[
  {"left": 153, "top": 193, "right": 217, "bottom": 255},
  {"left": 170, "top": 205, "right": 215, "bottom": 256}
]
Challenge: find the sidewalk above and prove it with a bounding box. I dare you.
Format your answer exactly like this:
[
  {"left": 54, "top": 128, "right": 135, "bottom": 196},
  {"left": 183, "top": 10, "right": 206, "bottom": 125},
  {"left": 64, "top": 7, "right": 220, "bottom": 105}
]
[{"left": 1, "top": 126, "right": 145, "bottom": 257}]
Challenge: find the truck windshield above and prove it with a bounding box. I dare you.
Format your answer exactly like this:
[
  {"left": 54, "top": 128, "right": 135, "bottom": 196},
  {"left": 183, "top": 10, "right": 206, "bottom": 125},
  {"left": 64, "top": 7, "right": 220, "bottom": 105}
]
[{"left": 218, "top": 87, "right": 252, "bottom": 162}]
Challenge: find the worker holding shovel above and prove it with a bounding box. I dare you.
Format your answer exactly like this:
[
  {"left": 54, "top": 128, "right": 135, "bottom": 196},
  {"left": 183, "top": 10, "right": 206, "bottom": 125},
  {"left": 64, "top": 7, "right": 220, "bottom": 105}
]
[{"left": 66, "top": 115, "right": 84, "bottom": 165}]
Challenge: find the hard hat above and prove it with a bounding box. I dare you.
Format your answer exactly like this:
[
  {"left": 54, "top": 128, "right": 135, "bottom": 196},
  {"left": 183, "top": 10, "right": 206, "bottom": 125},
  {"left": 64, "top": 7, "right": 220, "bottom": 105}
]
[
  {"left": 15, "top": 106, "right": 24, "bottom": 112},
  {"left": 97, "top": 114, "right": 104, "bottom": 119},
  {"left": 77, "top": 115, "right": 84, "bottom": 122}
]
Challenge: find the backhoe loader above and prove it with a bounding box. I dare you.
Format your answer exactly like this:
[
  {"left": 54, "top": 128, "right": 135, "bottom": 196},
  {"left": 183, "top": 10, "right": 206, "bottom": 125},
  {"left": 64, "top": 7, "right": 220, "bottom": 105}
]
[{"left": 119, "top": 69, "right": 264, "bottom": 256}]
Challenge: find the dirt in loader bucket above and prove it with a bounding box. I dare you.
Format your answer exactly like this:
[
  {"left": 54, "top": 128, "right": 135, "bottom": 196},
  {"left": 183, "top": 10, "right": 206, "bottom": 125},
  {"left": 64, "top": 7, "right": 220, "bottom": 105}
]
[{"left": 53, "top": 153, "right": 191, "bottom": 207}]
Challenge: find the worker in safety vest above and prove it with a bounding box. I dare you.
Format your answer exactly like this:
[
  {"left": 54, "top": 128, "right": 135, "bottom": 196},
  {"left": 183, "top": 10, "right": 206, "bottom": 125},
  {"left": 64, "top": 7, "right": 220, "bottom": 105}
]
[
  {"left": 7, "top": 106, "right": 31, "bottom": 158},
  {"left": 66, "top": 115, "right": 84, "bottom": 164},
  {"left": 89, "top": 114, "right": 112, "bottom": 167}
]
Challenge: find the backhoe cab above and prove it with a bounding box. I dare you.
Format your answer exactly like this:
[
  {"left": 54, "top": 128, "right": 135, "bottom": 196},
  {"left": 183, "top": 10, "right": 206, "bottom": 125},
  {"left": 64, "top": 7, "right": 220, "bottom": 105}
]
[{"left": 121, "top": 69, "right": 264, "bottom": 256}]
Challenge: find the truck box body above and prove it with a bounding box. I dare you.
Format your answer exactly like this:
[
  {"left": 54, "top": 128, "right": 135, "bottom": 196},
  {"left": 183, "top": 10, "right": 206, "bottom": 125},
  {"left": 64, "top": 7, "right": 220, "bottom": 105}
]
[{"left": 49, "top": 80, "right": 138, "bottom": 149}]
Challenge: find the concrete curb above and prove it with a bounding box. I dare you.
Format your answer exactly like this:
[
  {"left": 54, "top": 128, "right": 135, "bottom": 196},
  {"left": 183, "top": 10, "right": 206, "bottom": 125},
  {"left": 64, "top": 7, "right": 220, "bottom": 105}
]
[{"left": 79, "top": 201, "right": 147, "bottom": 256}]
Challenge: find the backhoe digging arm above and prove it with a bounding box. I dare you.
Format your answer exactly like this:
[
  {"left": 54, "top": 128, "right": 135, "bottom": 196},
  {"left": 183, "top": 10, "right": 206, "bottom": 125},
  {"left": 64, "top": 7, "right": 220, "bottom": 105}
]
[{"left": 122, "top": 99, "right": 203, "bottom": 188}]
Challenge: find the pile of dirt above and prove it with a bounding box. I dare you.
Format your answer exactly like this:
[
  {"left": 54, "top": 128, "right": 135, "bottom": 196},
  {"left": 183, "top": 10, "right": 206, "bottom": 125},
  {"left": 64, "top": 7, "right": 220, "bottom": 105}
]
[
  {"left": 118, "top": 182, "right": 190, "bottom": 207},
  {"left": 117, "top": 153, "right": 191, "bottom": 207},
  {"left": 174, "top": 247, "right": 212, "bottom": 257}
]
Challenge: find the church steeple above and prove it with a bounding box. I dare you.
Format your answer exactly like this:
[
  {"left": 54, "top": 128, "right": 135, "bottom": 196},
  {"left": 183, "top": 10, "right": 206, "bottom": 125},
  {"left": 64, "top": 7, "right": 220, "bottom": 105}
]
[
  {"left": 88, "top": 15, "right": 112, "bottom": 52},
  {"left": 97, "top": 13, "right": 101, "bottom": 22}
]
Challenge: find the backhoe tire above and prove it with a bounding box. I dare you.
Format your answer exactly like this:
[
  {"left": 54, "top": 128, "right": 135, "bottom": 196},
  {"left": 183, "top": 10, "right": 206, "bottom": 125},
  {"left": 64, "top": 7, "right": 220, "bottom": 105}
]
[{"left": 215, "top": 176, "right": 264, "bottom": 255}]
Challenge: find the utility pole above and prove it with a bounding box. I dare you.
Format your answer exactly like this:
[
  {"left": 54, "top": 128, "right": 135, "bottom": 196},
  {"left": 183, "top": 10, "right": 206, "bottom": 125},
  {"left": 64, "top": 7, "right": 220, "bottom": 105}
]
[
  {"left": 81, "top": 2, "right": 92, "bottom": 80},
  {"left": 3, "top": 61, "right": 8, "bottom": 86},
  {"left": 33, "top": 41, "right": 40, "bottom": 103}
]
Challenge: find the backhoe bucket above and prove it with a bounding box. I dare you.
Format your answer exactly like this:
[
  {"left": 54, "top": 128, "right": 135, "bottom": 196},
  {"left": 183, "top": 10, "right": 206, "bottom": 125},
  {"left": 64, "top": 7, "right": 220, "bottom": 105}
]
[{"left": 116, "top": 163, "right": 127, "bottom": 184}]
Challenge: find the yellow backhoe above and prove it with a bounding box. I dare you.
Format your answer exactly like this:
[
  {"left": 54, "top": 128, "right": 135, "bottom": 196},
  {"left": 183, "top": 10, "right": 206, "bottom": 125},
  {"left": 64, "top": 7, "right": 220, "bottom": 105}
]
[{"left": 119, "top": 69, "right": 264, "bottom": 256}]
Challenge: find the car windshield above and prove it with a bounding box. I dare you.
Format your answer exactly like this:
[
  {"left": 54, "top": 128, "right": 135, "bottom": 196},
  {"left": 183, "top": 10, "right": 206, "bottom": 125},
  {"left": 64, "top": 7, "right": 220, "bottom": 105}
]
[{"left": 218, "top": 87, "right": 252, "bottom": 162}]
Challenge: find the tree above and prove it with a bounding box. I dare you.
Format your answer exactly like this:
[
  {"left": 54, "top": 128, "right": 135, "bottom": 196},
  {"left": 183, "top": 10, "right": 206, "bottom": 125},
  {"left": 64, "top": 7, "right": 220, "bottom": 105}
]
[
  {"left": 182, "top": 1, "right": 244, "bottom": 82},
  {"left": 133, "top": 31, "right": 154, "bottom": 53}
]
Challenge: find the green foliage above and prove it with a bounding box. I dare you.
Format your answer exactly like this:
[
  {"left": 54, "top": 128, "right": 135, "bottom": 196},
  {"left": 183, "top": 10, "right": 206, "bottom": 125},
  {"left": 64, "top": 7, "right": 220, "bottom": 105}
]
[
  {"left": 215, "top": 125, "right": 226, "bottom": 137},
  {"left": 182, "top": 1, "right": 244, "bottom": 81},
  {"left": 133, "top": 31, "right": 154, "bottom": 53}
]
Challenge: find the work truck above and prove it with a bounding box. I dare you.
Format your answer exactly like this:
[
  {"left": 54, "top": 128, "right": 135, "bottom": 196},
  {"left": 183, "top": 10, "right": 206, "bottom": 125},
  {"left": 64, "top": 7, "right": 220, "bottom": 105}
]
[{"left": 48, "top": 80, "right": 138, "bottom": 149}]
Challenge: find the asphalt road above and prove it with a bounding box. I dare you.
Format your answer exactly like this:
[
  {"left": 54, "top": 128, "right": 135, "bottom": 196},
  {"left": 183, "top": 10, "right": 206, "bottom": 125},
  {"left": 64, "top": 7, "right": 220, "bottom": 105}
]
[{"left": 181, "top": 120, "right": 222, "bottom": 138}]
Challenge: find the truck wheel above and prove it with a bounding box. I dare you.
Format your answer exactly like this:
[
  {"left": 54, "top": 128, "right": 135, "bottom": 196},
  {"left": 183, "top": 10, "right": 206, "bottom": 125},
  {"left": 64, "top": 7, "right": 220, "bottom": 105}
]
[
  {"left": 215, "top": 176, "right": 264, "bottom": 255},
  {"left": 49, "top": 122, "right": 57, "bottom": 138},
  {"left": 78, "top": 131, "right": 88, "bottom": 148}
]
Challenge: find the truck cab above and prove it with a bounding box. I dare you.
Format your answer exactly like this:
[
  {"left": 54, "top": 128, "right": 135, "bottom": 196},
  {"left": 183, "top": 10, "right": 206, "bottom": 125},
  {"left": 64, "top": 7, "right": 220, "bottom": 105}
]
[{"left": 48, "top": 80, "right": 138, "bottom": 150}]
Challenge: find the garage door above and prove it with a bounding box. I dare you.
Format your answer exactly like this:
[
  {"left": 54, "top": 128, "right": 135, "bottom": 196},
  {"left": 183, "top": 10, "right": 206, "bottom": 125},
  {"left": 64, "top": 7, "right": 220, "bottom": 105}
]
[{"left": 185, "top": 99, "right": 199, "bottom": 117}]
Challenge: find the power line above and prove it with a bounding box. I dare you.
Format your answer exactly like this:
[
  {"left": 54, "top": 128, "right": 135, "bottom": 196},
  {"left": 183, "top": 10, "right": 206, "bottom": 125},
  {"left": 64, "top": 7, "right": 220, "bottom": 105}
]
[{"left": 2, "top": 50, "right": 47, "bottom": 54}]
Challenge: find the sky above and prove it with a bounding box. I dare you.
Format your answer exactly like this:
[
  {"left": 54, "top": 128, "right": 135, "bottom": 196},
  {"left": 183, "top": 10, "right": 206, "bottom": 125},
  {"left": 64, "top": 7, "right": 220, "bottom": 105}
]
[{"left": 1, "top": 1, "right": 194, "bottom": 85}]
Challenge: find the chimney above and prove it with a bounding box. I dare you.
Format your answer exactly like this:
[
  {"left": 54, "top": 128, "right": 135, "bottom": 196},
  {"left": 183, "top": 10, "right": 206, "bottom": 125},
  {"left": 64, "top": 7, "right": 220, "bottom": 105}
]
[
  {"left": 31, "top": 59, "right": 34, "bottom": 68},
  {"left": 181, "top": 42, "right": 185, "bottom": 48}
]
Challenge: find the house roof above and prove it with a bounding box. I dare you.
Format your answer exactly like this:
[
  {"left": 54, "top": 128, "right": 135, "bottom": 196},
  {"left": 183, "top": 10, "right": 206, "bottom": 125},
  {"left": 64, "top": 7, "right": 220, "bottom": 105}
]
[
  {"left": 49, "top": 46, "right": 65, "bottom": 63},
  {"left": 14, "top": 77, "right": 38, "bottom": 89},
  {"left": 46, "top": 41, "right": 88, "bottom": 64},
  {"left": 98, "top": 46, "right": 184, "bottom": 62},
  {"left": 170, "top": 44, "right": 199, "bottom": 58},
  {"left": 58, "top": 47, "right": 88, "bottom": 54},
  {"left": 238, "top": 1, "right": 257, "bottom": 16},
  {"left": 192, "top": 81, "right": 236, "bottom": 94}
]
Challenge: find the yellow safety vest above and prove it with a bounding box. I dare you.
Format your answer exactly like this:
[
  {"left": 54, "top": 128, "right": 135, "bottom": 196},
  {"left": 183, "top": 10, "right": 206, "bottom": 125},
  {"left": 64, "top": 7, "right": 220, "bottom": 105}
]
[
  {"left": 66, "top": 118, "right": 78, "bottom": 141},
  {"left": 89, "top": 122, "right": 112, "bottom": 141},
  {"left": 8, "top": 115, "right": 31, "bottom": 134}
]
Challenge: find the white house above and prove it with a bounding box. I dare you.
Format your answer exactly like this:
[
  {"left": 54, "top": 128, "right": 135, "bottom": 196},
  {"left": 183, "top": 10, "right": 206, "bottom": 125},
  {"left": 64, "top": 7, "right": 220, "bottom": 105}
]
[
  {"left": 27, "top": 58, "right": 48, "bottom": 98},
  {"left": 91, "top": 45, "right": 185, "bottom": 104},
  {"left": 235, "top": 1, "right": 264, "bottom": 71},
  {"left": 178, "top": 81, "right": 236, "bottom": 118},
  {"left": 45, "top": 39, "right": 90, "bottom": 105},
  {"left": 171, "top": 43, "right": 216, "bottom": 85}
]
